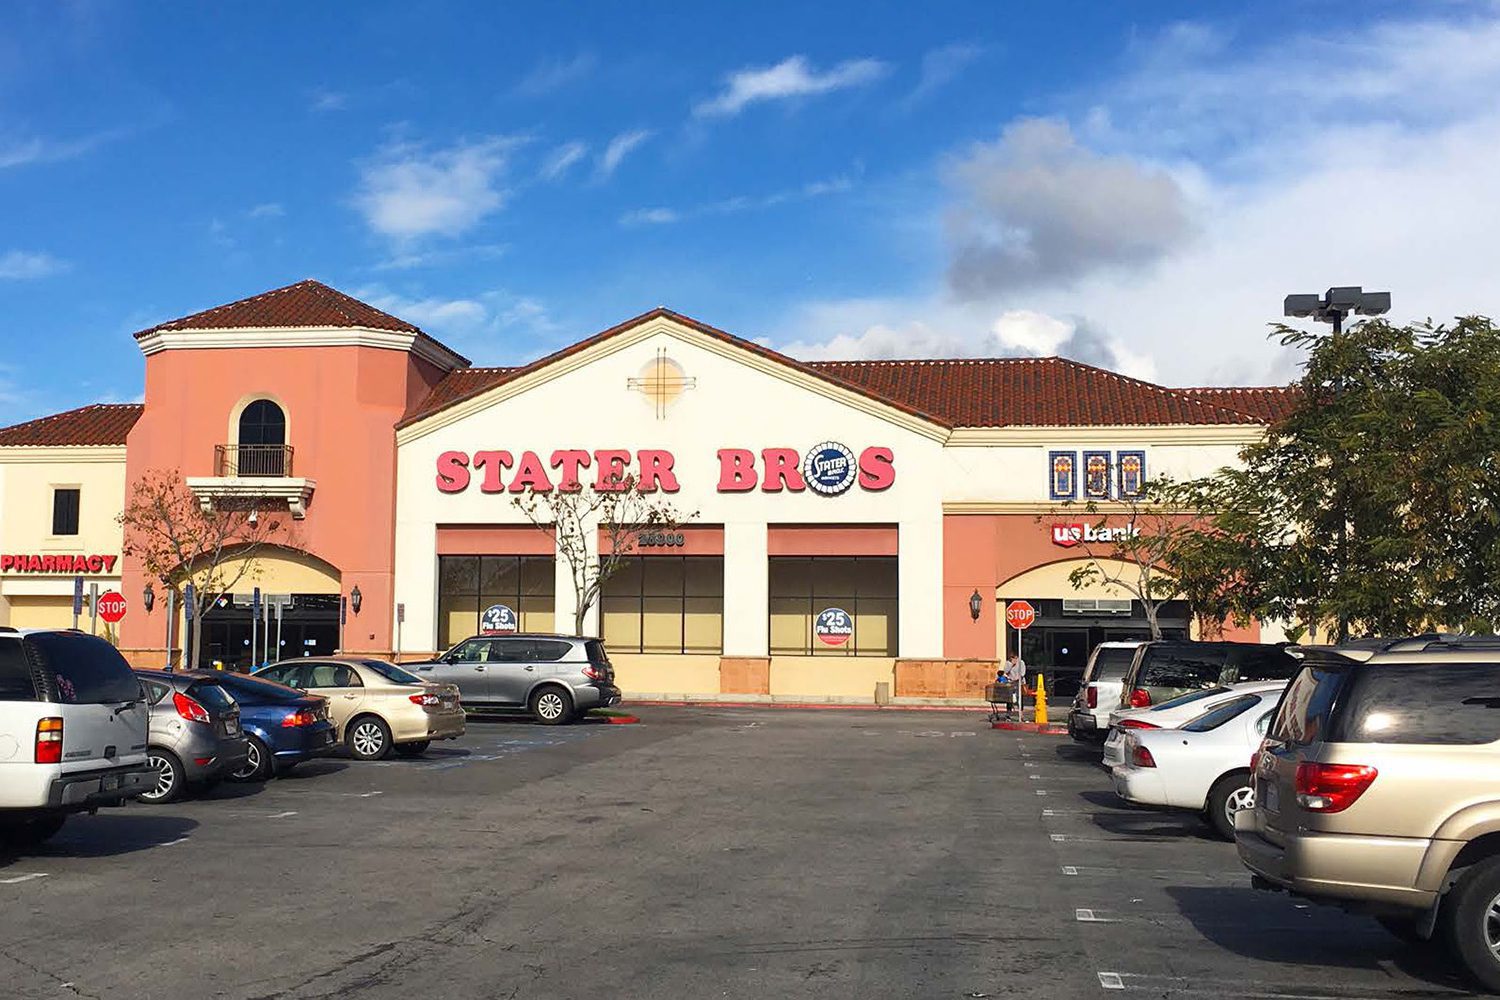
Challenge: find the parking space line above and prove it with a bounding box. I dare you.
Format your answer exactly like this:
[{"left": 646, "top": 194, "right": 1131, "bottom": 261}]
[
  {"left": 269, "top": 810, "right": 297, "bottom": 819},
  {"left": 1098, "top": 972, "right": 1125, "bottom": 990},
  {"left": 1076, "top": 908, "right": 1116, "bottom": 923},
  {"left": 1093, "top": 971, "right": 1472, "bottom": 999},
  {"left": 158, "top": 836, "right": 190, "bottom": 847},
  {"left": 0, "top": 873, "right": 48, "bottom": 885}
]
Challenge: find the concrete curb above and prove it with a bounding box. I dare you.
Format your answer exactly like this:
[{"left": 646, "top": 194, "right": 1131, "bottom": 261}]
[{"left": 991, "top": 721, "right": 1069, "bottom": 735}]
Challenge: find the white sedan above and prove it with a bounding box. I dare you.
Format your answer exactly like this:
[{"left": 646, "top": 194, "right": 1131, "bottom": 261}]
[
  {"left": 1100, "top": 680, "right": 1287, "bottom": 768},
  {"left": 1110, "top": 687, "right": 1282, "bottom": 840}
]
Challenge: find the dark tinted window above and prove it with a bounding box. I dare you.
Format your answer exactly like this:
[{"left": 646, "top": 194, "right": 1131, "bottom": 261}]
[
  {"left": 215, "top": 673, "right": 303, "bottom": 704},
  {"left": 1331, "top": 663, "right": 1500, "bottom": 745},
  {"left": 25, "top": 632, "right": 141, "bottom": 704},
  {"left": 1087, "top": 646, "right": 1138, "bottom": 682},
  {"left": 305, "top": 662, "right": 359, "bottom": 688},
  {"left": 52, "top": 488, "right": 80, "bottom": 536},
  {"left": 1139, "top": 645, "right": 1227, "bottom": 690},
  {"left": 1182, "top": 694, "right": 1260, "bottom": 732},
  {"left": 449, "top": 639, "right": 489, "bottom": 663},
  {"left": 585, "top": 640, "right": 610, "bottom": 666},
  {"left": 1271, "top": 664, "right": 1347, "bottom": 745},
  {"left": 490, "top": 640, "right": 532, "bottom": 663},
  {"left": 360, "top": 660, "right": 424, "bottom": 684},
  {"left": 0, "top": 641, "right": 37, "bottom": 701},
  {"left": 1229, "top": 646, "right": 1300, "bottom": 683},
  {"left": 530, "top": 640, "right": 573, "bottom": 662},
  {"left": 140, "top": 679, "right": 172, "bottom": 705},
  {"left": 186, "top": 682, "right": 236, "bottom": 715},
  {"left": 256, "top": 663, "right": 305, "bottom": 687}
]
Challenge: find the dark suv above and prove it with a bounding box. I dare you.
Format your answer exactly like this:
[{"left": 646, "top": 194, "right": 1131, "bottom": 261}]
[
  {"left": 1238, "top": 637, "right": 1500, "bottom": 992},
  {"left": 1118, "top": 640, "right": 1299, "bottom": 710}
]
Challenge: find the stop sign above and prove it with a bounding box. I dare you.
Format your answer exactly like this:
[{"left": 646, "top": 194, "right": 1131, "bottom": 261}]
[
  {"left": 97, "top": 590, "right": 127, "bottom": 624},
  {"left": 1004, "top": 600, "right": 1036, "bottom": 630}
]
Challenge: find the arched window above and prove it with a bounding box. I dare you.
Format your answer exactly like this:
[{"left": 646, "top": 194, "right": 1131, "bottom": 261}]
[{"left": 237, "top": 399, "right": 286, "bottom": 476}]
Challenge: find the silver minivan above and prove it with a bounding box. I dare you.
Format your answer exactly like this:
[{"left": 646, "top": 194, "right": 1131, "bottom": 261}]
[{"left": 408, "top": 634, "right": 622, "bottom": 725}]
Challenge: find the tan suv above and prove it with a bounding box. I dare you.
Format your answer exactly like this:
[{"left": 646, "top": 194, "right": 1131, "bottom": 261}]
[{"left": 1236, "top": 637, "right": 1500, "bottom": 992}]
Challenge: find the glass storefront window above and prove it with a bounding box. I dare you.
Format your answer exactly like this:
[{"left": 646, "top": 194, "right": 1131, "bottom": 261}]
[
  {"left": 437, "top": 555, "right": 555, "bottom": 649},
  {"left": 601, "top": 556, "right": 724, "bottom": 654},
  {"left": 768, "top": 556, "right": 898, "bottom": 657}
]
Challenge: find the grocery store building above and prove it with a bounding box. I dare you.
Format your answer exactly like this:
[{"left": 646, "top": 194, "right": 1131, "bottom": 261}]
[{"left": 0, "top": 281, "right": 1292, "bottom": 702}]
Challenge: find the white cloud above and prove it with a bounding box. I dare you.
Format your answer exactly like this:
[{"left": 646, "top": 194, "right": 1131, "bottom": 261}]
[
  {"left": 619, "top": 207, "right": 681, "bottom": 227},
  {"left": 694, "top": 55, "right": 889, "bottom": 118},
  {"left": 353, "top": 285, "right": 558, "bottom": 347},
  {"left": 354, "top": 137, "right": 519, "bottom": 240},
  {"left": 618, "top": 172, "right": 856, "bottom": 227},
  {"left": 0, "top": 250, "right": 69, "bottom": 280},
  {"left": 945, "top": 117, "right": 1195, "bottom": 296},
  {"left": 540, "top": 140, "right": 587, "bottom": 181},
  {"left": 247, "top": 202, "right": 284, "bottom": 219},
  {"left": 901, "top": 42, "right": 983, "bottom": 109},
  {"left": 776, "top": 9, "right": 1500, "bottom": 386},
  {"left": 598, "top": 129, "right": 652, "bottom": 177},
  {"left": 309, "top": 89, "right": 348, "bottom": 112},
  {"left": 511, "top": 53, "right": 596, "bottom": 98},
  {"left": 0, "top": 128, "right": 119, "bottom": 170},
  {"left": 373, "top": 243, "right": 509, "bottom": 271}
]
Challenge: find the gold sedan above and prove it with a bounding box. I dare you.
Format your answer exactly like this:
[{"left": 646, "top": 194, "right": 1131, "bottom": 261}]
[{"left": 253, "top": 657, "right": 465, "bottom": 761}]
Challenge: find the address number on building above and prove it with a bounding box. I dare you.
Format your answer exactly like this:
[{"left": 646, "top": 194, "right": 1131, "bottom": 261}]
[{"left": 638, "top": 531, "right": 686, "bottom": 548}]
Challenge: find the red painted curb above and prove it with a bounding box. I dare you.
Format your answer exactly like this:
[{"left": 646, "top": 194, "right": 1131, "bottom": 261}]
[
  {"left": 627, "top": 700, "right": 987, "bottom": 713},
  {"left": 602, "top": 715, "right": 641, "bottom": 725},
  {"left": 991, "top": 722, "right": 1068, "bottom": 735}
]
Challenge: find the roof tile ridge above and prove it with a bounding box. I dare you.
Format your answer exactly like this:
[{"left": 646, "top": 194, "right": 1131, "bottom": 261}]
[{"left": 1049, "top": 356, "right": 1264, "bottom": 423}]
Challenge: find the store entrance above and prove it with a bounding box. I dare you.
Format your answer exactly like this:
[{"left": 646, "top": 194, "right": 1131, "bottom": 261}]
[
  {"left": 1001, "top": 598, "right": 1190, "bottom": 698},
  {"left": 198, "top": 593, "right": 341, "bottom": 671}
]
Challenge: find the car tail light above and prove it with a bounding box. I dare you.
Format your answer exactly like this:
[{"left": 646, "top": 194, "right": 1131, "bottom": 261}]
[
  {"left": 1085, "top": 685, "right": 1098, "bottom": 709},
  {"left": 409, "top": 693, "right": 440, "bottom": 706},
  {"left": 1130, "top": 742, "right": 1156, "bottom": 768},
  {"left": 1118, "top": 719, "right": 1160, "bottom": 730},
  {"left": 1128, "top": 689, "right": 1152, "bottom": 708},
  {"left": 1295, "top": 762, "right": 1378, "bottom": 813},
  {"left": 35, "top": 717, "right": 63, "bottom": 764},
  {"left": 173, "top": 690, "right": 211, "bottom": 724},
  {"left": 281, "top": 707, "right": 319, "bottom": 727},
  {"left": 581, "top": 665, "right": 601, "bottom": 681}
]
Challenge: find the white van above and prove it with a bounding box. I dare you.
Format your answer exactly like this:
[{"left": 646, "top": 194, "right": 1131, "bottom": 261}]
[
  {"left": 0, "top": 628, "right": 154, "bottom": 848},
  {"left": 1066, "top": 641, "right": 1143, "bottom": 743}
]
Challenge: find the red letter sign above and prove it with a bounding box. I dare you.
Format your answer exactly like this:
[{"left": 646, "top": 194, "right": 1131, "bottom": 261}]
[{"left": 716, "top": 449, "right": 757, "bottom": 491}]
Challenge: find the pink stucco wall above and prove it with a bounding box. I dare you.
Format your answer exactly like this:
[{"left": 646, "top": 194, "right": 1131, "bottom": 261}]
[{"left": 121, "top": 343, "right": 446, "bottom": 654}]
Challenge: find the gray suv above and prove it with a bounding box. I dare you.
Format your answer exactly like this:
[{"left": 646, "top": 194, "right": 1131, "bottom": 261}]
[
  {"left": 134, "top": 670, "right": 249, "bottom": 803},
  {"left": 1238, "top": 637, "right": 1500, "bottom": 992},
  {"left": 408, "top": 635, "right": 621, "bottom": 725}
]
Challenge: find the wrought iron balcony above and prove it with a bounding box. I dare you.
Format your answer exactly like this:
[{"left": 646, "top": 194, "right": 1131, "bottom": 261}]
[{"left": 214, "top": 444, "right": 294, "bottom": 478}]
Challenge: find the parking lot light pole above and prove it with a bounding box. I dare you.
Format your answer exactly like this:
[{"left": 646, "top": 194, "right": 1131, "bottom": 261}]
[{"left": 1283, "top": 286, "right": 1391, "bottom": 643}]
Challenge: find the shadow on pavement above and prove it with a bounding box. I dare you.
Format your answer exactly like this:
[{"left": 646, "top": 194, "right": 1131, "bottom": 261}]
[
  {"left": 276, "top": 760, "right": 349, "bottom": 780},
  {"left": 1088, "top": 807, "right": 1221, "bottom": 841},
  {"left": 26, "top": 812, "right": 199, "bottom": 860},
  {"left": 1165, "top": 885, "right": 1474, "bottom": 991}
]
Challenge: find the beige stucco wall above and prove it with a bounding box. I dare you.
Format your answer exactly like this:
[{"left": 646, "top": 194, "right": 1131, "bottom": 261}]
[
  {"left": 0, "top": 446, "right": 127, "bottom": 626},
  {"left": 610, "top": 653, "right": 721, "bottom": 697},
  {"left": 769, "top": 656, "right": 895, "bottom": 699}
]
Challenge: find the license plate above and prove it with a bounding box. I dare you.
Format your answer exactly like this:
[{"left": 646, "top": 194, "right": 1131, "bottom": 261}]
[
  {"left": 1263, "top": 781, "right": 1280, "bottom": 813},
  {"left": 102, "top": 773, "right": 120, "bottom": 790},
  {"left": 322, "top": 731, "right": 335, "bottom": 745},
  {"left": 225, "top": 719, "right": 241, "bottom": 735}
]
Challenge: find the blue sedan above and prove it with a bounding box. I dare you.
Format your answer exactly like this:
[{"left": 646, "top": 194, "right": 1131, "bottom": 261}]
[{"left": 211, "top": 672, "right": 338, "bottom": 781}]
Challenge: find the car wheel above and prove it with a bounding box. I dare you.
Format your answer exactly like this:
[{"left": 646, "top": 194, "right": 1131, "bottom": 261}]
[
  {"left": 530, "top": 687, "right": 574, "bottom": 726},
  {"left": 346, "top": 715, "right": 393, "bottom": 760},
  {"left": 1376, "top": 914, "right": 1427, "bottom": 945},
  {"left": 231, "top": 736, "right": 273, "bottom": 782},
  {"left": 1439, "top": 856, "right": 1500, "bottom": 992},
  {"left": 141, "top": 749, "right": 186, "bottom": 804},
  {"left": 394, "top": 740, "right": 431, "bottom": 758},
  {"left": 1206, "top": 772, "right": 1254, "bottom": 841}
]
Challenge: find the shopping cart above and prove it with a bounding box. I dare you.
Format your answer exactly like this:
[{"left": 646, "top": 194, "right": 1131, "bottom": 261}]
[{"left": 986, "top": 683, "right": 1015, "bottom": 722}]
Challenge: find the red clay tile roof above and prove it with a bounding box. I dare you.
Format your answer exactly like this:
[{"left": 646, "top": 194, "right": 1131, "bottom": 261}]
[
  {"left": 134, "top": 279, "right": 424, "bottom": 336},
  {"left": 1178, "top": 386, "right": 1300, "bottom": 423},
  {"left": 410, "top": 366, "right": 518, "bottom": 419},
  {"left": 807, "top": 358, "right": 1272, "bottom": 427},
  {"left": 0, "top": 403, "right": 143, "bottom": 447}
]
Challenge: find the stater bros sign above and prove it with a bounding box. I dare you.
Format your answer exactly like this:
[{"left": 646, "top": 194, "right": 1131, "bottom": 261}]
[{"left": 435, "top": 444, "right": 895, "bottom": 496}]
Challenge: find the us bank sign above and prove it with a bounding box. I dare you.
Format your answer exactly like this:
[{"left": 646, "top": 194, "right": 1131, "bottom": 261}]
[{"left": 434, "top": 443, "right": 895, "bottom": 496}]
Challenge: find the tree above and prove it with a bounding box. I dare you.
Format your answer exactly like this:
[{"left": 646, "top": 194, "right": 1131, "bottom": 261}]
[
  {"left": 119, "top": 469, "right": 289, "bottom": 668},
  {"left": 1054, "top": 478, "right": 1231, "bottom": 640},
  {"left": 512, "top": 473, "right": 695, "bottom": 634},
  {"left": 1175, "top": 316, "right": 1500, "bottom": 639}
]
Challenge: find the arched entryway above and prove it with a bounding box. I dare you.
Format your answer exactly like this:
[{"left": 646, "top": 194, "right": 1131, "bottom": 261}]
[
  {"left": 191, "top": 546, "right": 341, "bottom": 669},
  {"left": 996, "top": 558, "right": 1189, "bottom": 696}
]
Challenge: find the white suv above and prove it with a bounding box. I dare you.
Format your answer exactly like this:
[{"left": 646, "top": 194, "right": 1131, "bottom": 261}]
[{"left": 0, "top": 628, "right": 154, "bottom": 849}]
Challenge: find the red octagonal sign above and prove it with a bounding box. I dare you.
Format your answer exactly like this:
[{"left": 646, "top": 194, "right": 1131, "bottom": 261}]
[
  {"left": 97, "top": 590, "right": 127, "bottom": 624},
  {"left": 1004, "top": 600, "right": 1036, "bottom": 631}
]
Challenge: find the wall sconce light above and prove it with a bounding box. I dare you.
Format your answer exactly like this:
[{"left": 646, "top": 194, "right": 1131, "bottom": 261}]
[
  {"left": 143, "top": 582, "right": 155, "bottom": 614},
  {"left": 350, "top": 585, "right": 363, "bottom": 615},
  {"left": 969, "top": 589, "right": 983, "bottom": 622}
]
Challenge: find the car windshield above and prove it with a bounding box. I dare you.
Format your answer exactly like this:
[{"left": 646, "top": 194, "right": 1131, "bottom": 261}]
[
  {"left": 1148, "top": 686, "right": 1231, "bottom": 712},
  {"left": 1086, "top": 646, "right": 1137, "bottom": 682},
  {"left": 215, "top": 673, "right": 305, "bottom": 704},
  {"left": 360, "top": 659, "right": 425, "bottom": 685},
  {"left": 25, "top": 631, "right": 142, "bottom": 704},
  {"left": 1182, "top": 693, "right": 1261, "bottom": 732}
]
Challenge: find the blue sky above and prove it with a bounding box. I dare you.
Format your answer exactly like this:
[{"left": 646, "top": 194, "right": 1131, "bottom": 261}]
[{"left": 3, "top": 1, "right": 1498, "bottom": 425}]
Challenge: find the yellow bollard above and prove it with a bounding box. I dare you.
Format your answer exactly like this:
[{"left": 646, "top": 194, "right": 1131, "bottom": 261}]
[{"left": 1035, "top": 673, "right": 1049, "bottom": 725}]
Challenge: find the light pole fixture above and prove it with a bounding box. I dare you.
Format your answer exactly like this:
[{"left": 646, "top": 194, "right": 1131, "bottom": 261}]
[
  {"left": 143, "top": 582, "right": 155, "bottom": 614},
  {"left": 1283, "top": 286, "right": 1391, "bottom": 335},
  {"left": 969, "top": 589, "right": 983, "bottom": 622},
  {"left": 350, "top": 585, "right": 363, "bottom": 615}
]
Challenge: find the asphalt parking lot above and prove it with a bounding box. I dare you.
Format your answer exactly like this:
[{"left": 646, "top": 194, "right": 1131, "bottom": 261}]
[{"left": 0, "top": 708, "right": 1486, "bottom": 999}]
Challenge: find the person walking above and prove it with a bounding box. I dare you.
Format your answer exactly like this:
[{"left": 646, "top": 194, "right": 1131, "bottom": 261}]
[{"left": 1004, "top": 651, "right": 1026, "bottom": 720}]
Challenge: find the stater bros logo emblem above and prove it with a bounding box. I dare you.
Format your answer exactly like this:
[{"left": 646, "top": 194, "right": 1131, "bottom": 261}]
[{"left": 802, "top": 441, "right": 858, "bottom": 496}]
